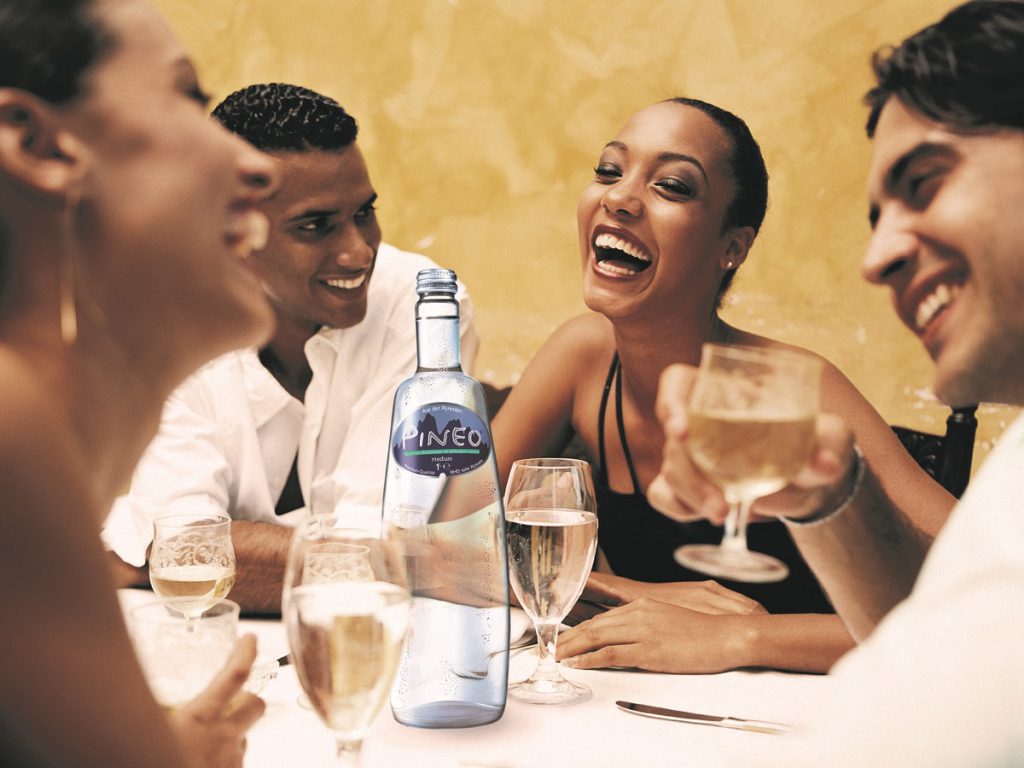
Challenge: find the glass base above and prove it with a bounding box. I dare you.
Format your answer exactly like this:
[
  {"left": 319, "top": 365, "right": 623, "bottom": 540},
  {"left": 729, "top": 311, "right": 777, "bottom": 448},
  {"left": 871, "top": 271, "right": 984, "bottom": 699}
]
[
  {"left": 508, "top": 675, "right": 591, "bottom": 705},
  {"left": 674, "top": 543, "right": 789, "bottom": 583}
]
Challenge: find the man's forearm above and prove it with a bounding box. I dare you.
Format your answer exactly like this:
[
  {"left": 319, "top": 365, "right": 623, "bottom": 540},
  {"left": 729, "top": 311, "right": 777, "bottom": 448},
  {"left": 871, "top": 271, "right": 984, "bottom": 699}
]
[
  {"left": 229, "top": 520, "right": 292, "bottom": 614},
  {"left": 107, "top": 551, "right": 149, "bottom": 588},
  {"left": 735, "top": 613, "right": 854, "bottom": 673},
  {"left": 786, "top": 467, "right": 929, "bottom": 642}
]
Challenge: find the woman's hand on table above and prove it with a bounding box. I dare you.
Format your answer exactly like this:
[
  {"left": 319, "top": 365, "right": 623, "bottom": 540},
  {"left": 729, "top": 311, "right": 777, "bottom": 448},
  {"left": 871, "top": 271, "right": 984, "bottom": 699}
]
[
  {"left": 647, "top": 363, "right": 858, "bottom": 525},
  {"left": 580, "top": 571, "right": 766, "bottom": 616},
  {"left": 168, "top": 634, "right": 265, "bottom": 768},
  {"left": 557, "top": 574, "right": 766, "bottom": 674},
  {"left": 556, "top": 597, "right": 763, "bottom": 674}
]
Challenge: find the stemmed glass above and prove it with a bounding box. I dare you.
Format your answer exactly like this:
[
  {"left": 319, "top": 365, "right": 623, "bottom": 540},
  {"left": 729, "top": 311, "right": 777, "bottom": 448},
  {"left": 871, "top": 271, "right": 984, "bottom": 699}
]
[
  {"left": 674, "top": 343, "right": 822, "bottom": 583},
  {"left": 149, "top": 512, "right": 236, "bottom": 631},
  {"left": 504, "top": 458, "right": 598, "bottom": 705},
  {"left": 282, "top": 516, "right": 410, "bottom": 767}
]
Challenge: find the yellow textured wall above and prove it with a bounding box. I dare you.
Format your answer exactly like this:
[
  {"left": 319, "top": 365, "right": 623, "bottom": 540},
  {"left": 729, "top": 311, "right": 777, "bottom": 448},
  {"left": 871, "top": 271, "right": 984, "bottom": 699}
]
[{"left": 152, "top": 0, "right": 1016, "bottom": 465}]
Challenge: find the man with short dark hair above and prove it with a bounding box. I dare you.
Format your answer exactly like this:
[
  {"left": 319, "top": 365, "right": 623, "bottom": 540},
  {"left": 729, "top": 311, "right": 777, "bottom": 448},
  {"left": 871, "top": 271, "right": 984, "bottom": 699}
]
[
  {"left": 650, "top": 2, "right": 1024, "bottom": 763},
  {"left": 103, "top": 84, "right": 477, "bottom": 611}
]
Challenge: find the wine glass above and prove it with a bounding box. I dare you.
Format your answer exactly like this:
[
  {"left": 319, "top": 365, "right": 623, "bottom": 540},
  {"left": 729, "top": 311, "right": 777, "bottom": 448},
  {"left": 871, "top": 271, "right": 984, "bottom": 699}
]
[
  {"left": 303, "top": 542, "right": 375, "bottom": 584},
  {"left": 149, "top": 512, "right": 236, "bottom": 631},
  {"left": 674, "top": 343, "right": 822, "bottom": 583},
  {"left": 504, "top": 458, "right": 598, "bottom": 705},
  {"left": 129, "top": 599, "right": 239, "bottom": 707},
  {"left": 283, "top": 516, "right": 410, "bottom": 767}
]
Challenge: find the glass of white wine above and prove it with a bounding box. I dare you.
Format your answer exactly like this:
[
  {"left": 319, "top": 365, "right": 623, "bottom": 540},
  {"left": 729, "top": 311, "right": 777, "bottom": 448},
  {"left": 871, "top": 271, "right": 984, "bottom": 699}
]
[
  {"left": 283, "top": 517, "right": 411, "bottom": 767},
  {"left": 505, "top": 458, "right": 598, "bottom": 705},
  {"left": 149, "top": 512, "right": 236, "bottom": 631},
  {"left": 674, "top": 343, "right": 822, "bottom": 583}
]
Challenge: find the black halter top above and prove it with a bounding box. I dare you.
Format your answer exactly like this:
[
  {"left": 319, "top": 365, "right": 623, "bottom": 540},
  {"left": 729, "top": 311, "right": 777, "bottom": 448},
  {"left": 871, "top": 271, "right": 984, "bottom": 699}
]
[{"left": 595, "top": 353, "right": 834, "bottom": 615}]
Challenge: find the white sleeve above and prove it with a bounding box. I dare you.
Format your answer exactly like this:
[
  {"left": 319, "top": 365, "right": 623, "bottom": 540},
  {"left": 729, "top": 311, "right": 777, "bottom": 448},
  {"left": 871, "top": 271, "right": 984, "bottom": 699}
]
[
  {"left": 783, "top": 576, "right": 1024, "bottom": 767},
  {"left": 101, "top": 378, "right": 233, "bottom": 567}
]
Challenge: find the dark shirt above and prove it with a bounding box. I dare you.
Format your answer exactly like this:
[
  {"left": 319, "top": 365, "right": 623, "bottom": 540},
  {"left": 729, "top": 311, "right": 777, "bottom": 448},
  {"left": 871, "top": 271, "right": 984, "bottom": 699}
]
[
  {"left": 594, "top": 353, "right": 834, "bottom": 615},
  {"left": 275, "top": 454, "right": 304, "bottom": 516}
]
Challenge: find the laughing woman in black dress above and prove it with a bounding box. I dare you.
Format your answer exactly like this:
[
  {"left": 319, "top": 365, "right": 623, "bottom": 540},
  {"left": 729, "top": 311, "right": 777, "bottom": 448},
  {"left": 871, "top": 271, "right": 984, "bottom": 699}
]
[{"left": 492, "top": 98, "right": 953, "bottom": 673}]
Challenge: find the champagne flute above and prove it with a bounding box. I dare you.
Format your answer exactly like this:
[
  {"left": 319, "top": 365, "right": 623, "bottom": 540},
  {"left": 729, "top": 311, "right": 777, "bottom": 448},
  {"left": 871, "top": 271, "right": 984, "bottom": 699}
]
[
  {"left": 674, "top": 343, "right": 822, "bottom": 583},
  {"left": 283, "top": 517, "right": 410, "bottom": 767},
  {"left": 504, "top": 458, "right": 598, "bottom": 705},
  {"left": 149, "top": 512, "right": 236, "bottom": 631}
]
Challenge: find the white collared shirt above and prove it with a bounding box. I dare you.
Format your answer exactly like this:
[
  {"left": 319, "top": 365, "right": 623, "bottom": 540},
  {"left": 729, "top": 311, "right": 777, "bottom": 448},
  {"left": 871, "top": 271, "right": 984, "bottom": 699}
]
[{"left": 102, "top": 244, "right": 478, "bottom": 566}]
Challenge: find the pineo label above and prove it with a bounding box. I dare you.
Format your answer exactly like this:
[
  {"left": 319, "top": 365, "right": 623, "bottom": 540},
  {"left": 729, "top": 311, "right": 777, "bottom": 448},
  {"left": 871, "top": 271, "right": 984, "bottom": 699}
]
[{"left": 391, "top": 402, "right": 491, "bottom": 477}]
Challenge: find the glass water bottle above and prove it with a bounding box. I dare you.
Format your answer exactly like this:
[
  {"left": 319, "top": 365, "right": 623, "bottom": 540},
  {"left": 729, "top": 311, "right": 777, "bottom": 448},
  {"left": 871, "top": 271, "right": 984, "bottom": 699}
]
[{"left": 382, "top": 268, "right": 509, "bottom": 728}]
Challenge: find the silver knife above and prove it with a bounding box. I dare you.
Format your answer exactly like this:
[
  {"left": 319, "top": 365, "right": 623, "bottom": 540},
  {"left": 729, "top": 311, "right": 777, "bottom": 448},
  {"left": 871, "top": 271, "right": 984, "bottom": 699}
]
[{"left": 615, "top": 700, "right": 794, "bottom": 735}]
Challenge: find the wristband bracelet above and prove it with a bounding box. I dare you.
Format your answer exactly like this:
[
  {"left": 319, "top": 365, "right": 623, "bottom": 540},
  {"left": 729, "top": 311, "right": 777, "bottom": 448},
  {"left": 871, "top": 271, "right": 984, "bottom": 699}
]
[{"left": 784, "top": 446, "right": 865, "bottom": 528}]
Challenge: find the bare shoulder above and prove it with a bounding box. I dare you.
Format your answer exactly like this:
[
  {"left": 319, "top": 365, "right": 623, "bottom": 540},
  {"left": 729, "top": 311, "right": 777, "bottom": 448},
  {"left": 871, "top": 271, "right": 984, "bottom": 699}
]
[
  {"left": 0, "top": 351, "right": 53, "bottom": 446},
  {"left": 724, "top": 330, "right": 872, "bottom": 415},
  {"left": 0, "top": 350, "right": 81, "bottom": 490},
  {"left": 493, "top": 314, "right": 614, "bottom": 475},
  {"left": 0, "top": 349, "right": 108, "bottom": 579},
  {"left": 528, "top": 312, "right": 617, "bottom": 397},
  {"left": 503, "top": 312, "right": 613, "bottom": 404},
  {"left": 514, "top": 313, "right": 614, "bottom": 387},
  {"left": 543, "top": 312, "right": 614, "bottom": 358}
]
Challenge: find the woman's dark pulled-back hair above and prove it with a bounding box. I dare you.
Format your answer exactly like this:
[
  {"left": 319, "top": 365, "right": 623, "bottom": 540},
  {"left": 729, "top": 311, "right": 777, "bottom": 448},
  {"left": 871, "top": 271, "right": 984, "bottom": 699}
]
[
  {"left": 665, "top": 97, "right": 769, "bottom": 300},
  {"left": 211, "top": 83, "right": 358, "bottom": 152},
  {"left": 0, "top": 0, "right": 112, "bottom": 297},
  {"left": 865, "top": 0, "right": 1024, "bottom": 136},
  {"left": 0, "top": 0, "right": 112, "bottom": 104}
]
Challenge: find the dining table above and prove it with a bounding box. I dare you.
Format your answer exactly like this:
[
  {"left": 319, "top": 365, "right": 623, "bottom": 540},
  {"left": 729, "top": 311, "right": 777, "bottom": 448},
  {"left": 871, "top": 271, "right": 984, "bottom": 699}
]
[{"left": 119, "top": 589, "right": 825, "bottom": 768}]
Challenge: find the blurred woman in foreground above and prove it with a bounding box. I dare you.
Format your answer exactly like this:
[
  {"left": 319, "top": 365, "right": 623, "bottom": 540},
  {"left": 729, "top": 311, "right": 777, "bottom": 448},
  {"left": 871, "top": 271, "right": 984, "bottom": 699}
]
[{"left": 0, "top": 0, "right": 279, "bottom": 764}]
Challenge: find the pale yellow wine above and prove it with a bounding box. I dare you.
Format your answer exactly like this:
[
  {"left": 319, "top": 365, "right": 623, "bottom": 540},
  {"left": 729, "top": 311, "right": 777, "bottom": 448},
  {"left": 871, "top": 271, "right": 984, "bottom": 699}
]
[
  {"left": 688, "top": 410, "right": 816, "bottom": 498},
  {"left": 288, "top": 581, "right": 410, "bottom": 738},
  {"left": 150, "top": 565, "right": 236, "bottom": 617}
]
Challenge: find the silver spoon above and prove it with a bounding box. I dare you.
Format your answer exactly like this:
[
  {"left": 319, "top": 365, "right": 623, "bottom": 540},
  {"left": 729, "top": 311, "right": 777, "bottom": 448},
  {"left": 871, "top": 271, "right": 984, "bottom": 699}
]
[{"left": 453, "top": 626, "right": 537, "bottom": 680}]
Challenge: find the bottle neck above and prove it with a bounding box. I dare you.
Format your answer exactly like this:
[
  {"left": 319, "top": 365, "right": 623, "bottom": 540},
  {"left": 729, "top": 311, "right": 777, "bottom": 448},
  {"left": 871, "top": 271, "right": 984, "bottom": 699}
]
[{"left": 415, "top": 294, "right": 462, "bottom": 371}]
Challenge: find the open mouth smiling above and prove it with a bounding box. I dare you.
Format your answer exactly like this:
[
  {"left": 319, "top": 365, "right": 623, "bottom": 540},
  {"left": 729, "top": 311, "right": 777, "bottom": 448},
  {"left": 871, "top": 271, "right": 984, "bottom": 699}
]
[
  {"left": 321, "top": 273, "right": 368, "bottom": 290},
  {"left": 593, "top": 232, "right": 652, "bottom": 276},
  {"left": 913, "top": 281, "right": 962, "bottom": 334}
]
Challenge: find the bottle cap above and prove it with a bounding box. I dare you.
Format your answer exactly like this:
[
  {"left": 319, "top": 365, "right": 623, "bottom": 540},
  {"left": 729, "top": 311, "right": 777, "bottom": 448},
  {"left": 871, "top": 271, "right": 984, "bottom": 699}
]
[{"left": 416, "top": 268, "right": 458, "bottom": 296}]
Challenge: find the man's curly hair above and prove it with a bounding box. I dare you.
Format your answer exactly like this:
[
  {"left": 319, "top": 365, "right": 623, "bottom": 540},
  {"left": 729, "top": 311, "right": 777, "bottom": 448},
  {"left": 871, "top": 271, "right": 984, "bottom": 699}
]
[{"left": 211, "top": 83, "right": 357, "bottom": 151}]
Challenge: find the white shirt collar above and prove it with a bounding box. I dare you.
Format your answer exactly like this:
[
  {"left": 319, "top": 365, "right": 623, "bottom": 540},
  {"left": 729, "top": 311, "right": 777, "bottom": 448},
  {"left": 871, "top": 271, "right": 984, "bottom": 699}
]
[{"left": 238, "top": 326, "right": 344, "bottom": 429}]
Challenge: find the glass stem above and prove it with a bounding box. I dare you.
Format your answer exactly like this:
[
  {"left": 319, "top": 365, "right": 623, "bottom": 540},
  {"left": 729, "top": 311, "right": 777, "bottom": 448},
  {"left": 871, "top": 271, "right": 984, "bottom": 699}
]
[
  {"left": 530, "top": 622, "right": 562, "bottom": 682},
  {"left": 334, "top": 737, "right": 363, "bottom": 767},
  {"left": 184, "top": 614, "right": 197, "bottom": 633},
  {"left": 721, "top": 495, "right": 754, "bottom": 554}
]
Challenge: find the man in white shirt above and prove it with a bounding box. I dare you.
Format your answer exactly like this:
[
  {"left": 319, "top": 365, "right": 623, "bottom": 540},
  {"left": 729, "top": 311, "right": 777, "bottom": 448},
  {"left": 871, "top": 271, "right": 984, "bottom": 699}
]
[
  {"left": 103, "top": 84, "right": 477, "bottom": 611},
  {"left": 647, "top": 1, "right": 1024, "bottom": 764}
]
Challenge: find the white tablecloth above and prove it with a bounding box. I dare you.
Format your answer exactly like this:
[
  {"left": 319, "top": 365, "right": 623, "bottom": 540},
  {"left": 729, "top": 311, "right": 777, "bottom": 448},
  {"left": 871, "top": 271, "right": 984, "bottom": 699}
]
[{"left": 120, "top": 590, "right": 823, "bottom": 768}]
